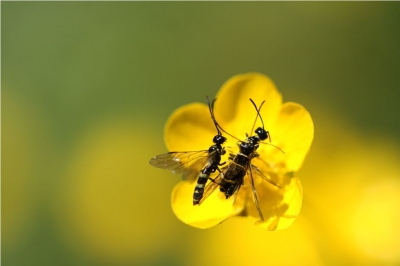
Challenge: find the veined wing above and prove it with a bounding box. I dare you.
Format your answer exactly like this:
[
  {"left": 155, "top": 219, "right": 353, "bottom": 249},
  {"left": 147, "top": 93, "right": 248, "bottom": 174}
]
[{"left": 149, "top": 150, "right": 210, "bottom": 181}]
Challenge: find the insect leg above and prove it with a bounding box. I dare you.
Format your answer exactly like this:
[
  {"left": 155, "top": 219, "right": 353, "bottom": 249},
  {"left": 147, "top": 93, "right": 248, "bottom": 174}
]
[
  {"left": 248, "top": 167, "right": 265, "bottom": 222},
  {"left": 251, "top": 164, "right": 281, "bottom": 188}
]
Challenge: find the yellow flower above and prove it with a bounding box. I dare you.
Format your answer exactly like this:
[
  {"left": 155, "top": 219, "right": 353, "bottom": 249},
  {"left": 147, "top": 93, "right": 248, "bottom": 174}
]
[{"left": 164, "top": 73, "right": 314, "bottom": 230}]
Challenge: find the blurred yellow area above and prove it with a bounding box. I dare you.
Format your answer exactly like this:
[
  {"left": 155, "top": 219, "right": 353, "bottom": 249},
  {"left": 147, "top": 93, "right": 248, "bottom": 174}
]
[
  {"left": 353, "top": 178, "right": 400, "bottom": 263},
  {"left": 196, "top": 216, "right": 323, "bottom": 266},
  {"left": 54, "top": 118, "right": 181, "bottom": 263},
  {"left": 2, "top": 2, "right": 400, "bottom": 266},
  {"left": 300, "top": 112, "right": 400, "bottom": 265}
]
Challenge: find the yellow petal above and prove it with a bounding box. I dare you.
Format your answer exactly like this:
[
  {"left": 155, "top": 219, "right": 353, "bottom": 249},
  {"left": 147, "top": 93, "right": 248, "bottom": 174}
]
[
  {"left": 261, "top": 102, "right": 314, "bottom": 172},
  {"left": 246, "top": 176, "right": 303, "bottom": 231},
  {"left": 164, "top": 103, "right": 218, "bottom": 152},
  {"left": 214, "top": 73, "right": 282, "bottom": 138},
  {"left": 171, "top": 181, "right": 245, "bottom": 229}
]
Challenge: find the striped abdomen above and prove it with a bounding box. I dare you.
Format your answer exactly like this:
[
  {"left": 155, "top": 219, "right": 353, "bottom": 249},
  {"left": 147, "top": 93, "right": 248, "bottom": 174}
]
[
  {"left": 192, "top": 144, "right": 224, "bottom": 205},
  {"left": 193, "top": 166, "right": 212, "bottom": 205}
]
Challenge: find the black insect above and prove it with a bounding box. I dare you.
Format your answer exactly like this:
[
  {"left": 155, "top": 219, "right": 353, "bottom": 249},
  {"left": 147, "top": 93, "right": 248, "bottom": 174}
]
[
  {"left": 149, "top": 97, "right": 227, "bottom": 205},
  {"left": 199, "top": 99, "right": 283, "bottom": 222}
]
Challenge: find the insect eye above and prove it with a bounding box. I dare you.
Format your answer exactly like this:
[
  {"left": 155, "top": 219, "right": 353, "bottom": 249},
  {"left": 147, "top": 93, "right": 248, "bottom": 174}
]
[
  {"left": 255, "top": 127, "right": 268, "bottom": 141},
  {"left": 213, "top": 135, "right": 227, "bottom": 144}
]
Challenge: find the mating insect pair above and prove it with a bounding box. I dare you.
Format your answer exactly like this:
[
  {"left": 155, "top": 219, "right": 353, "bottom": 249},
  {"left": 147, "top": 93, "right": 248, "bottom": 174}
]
[{"left": 149, "top": 97, "right": 283, "bottom": 222}]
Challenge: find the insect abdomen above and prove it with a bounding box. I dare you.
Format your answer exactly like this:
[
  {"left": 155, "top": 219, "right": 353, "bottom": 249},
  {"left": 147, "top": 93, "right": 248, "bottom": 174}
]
[
  {"left": 219, "top": 154, "right": 249, "bottom": 198},
  {"left": 193, "top": 150, "right": 222, "bottom": 205},
  {"left": 193, "top": 171, "right": 209, "bottom": 205}
]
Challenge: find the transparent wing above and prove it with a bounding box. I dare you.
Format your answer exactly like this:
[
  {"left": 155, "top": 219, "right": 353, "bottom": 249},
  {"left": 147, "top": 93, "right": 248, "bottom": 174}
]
[
  {"left": 198, "top": 172, "right": 222, "bottom": 205},
  {"left": 149, "top": 150, "right": 209, "bottom": 181}
]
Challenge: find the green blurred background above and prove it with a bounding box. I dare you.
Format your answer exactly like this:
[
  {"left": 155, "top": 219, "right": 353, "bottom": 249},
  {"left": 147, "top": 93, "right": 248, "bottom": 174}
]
[{"left": 2, "top": 2, "right": 400, "bottom": 266}]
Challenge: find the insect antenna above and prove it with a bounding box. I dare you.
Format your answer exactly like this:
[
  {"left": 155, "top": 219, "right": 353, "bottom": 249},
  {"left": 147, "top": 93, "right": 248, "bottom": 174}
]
[
  {"left": 206, "top": 96, "right": 242, "bottom": 142},
  {"left": 260, "top": 142, "right": 285, "bottom": 154},
  {"left": 249, "top": 99, "right": 284, "bottom": 153},
  {"left": 249, "top": 99, "right": 266, "bottom": 137},
  {"left": 206, "top": 96, "right": 223, "bottom": 136}
]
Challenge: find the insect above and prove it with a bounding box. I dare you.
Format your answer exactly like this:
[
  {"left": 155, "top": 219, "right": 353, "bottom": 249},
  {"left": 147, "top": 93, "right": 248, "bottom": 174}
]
[
  {"left": 149, "top": 97, "right": 227, "bottom": 205},
  {"left": 199, "top": 99, "right": 283, "bottom": 222}
]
